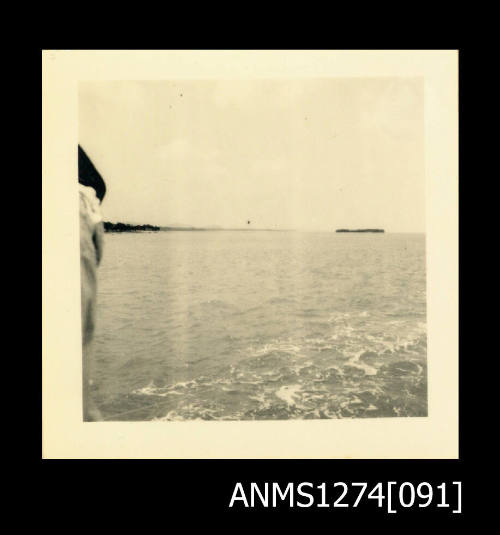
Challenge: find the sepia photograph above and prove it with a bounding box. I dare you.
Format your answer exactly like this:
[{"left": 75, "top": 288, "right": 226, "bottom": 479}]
[
  {"left": 43, "top": 50, "right": 457, "bottom": 459},
  {"left": 79, "top": 78, "right": 427, "bottom": 422}
]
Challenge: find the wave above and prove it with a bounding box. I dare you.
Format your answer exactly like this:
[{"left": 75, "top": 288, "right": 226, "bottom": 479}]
[{"left": 122, "top": 326, "right": 427, "bottom": 421}]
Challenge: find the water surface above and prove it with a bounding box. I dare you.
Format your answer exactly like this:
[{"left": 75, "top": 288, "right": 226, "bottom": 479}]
[{"left": 92, "top": 231, "right": 427, "bottom": 420}]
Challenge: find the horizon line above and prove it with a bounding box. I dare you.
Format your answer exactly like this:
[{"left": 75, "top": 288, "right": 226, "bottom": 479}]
[{"left": 104, "top": 221, "right": 425, "bottom": 233}]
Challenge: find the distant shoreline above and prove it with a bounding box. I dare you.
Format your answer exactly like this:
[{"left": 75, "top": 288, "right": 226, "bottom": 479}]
[
  {"left": 103, "top": 222, "right": 160, "bottom": 232},
  {"left": 160, "top": 227, "right": 283, "bottom": 232},
  {"left": 336, "top": 229, "right": 385, "bottom": 233},
  {"left": 104, "top": 222, "right": 423, "bottom": 234},
  {"left": 104, "top": 221, "right": 286, "bottom": 233}
]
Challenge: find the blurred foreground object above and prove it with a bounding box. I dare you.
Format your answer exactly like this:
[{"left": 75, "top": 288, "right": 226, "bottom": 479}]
[{"left": 79, "top": 146, "right": 105, "bottom": 421}]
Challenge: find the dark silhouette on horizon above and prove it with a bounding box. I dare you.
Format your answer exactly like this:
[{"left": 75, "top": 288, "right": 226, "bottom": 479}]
[
  {"left": 104, "top": 221, "right": 160, "bottom": 232},
  {"left": 336, "top": 229, "right": 385, "bottom": 233}
]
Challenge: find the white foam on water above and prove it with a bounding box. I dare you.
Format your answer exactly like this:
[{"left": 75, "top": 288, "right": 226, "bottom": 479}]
[
  {"left": 326, "top": 365, "right": 344, "bottom": 376},
  {"left": 133, "top": 381, "right": 165, "bottom": 396},
  {"left": 275, "top": 384, "right": 302, "bottom": 406},
  {"left": 154, "top": 404, "right": 222, "bottom": 421},
  {"left": 249, "top": 392, "right": 266, "bottom": 404},
  {"left": 171, "top": 380, "right": 197, "bottom": 389},
  {"left": 327, "top": 312, "right": 351, "bottom": 324},
  {"left": 289, "top": 360, "right": 314, "bottom": 375},
  {"left": 251, "top": 340, "right": 302, "bottom": 356},
  {"left": 249, "top": 392, "right": 273, "bottom": 410},
  {"left": 133, "top": 377, "right": 202, "bottom": 398},
  {"left": 133, "top": 385, "right": 181, "bottom": 397},
  {"left": 346, "top": 351, "right": 378, "bottom": 376}
]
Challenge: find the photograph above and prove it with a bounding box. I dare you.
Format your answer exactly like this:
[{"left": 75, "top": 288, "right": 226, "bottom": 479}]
[{"left": 79, "top": 77, "right": 427, "bottom": 423}]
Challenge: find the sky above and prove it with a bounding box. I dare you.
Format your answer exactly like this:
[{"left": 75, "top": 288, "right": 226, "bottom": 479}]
[{"left": 79, "top": 78, "right": 425, "bottom": 232}]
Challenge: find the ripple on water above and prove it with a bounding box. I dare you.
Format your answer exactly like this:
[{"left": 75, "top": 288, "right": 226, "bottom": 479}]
[{"left": 95, "top": 232, "right": 427, "bottom": 421}]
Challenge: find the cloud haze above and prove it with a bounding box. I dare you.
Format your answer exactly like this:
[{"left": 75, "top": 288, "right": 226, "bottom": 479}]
[{"left": 79, "top": 78, "right": 425, "bottom": 232}]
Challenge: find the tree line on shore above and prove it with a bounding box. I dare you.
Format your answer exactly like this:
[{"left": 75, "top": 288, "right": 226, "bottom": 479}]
[{"left": 103, "top": 221, "right": 160, "bottom": 232}]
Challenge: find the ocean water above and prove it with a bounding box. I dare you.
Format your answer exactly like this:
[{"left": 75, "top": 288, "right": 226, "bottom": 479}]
[{"left": 92, "top": 231, "right": 427, "bottom": 421}]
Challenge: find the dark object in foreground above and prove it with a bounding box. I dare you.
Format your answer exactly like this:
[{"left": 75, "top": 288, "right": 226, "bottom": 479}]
[
  {"left": 104, "top": 221, "right": 160, "bottom": 232},
  {"left": 78, "top": 145, "right": 106, "bottom": 202},
  {"left": 79, "top": 145, "right": 105, "bottom": 421},
  {"left": 336, "top": 228, "right": 385, "bottom": 233}
]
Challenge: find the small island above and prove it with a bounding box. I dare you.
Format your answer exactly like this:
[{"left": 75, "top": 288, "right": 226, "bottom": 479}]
[
  {"left": 103, "top": 221, "right": 160, "bottom": 232},
  {"left": 336, "top": 229, "right": 385, "bottom": 233}
]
